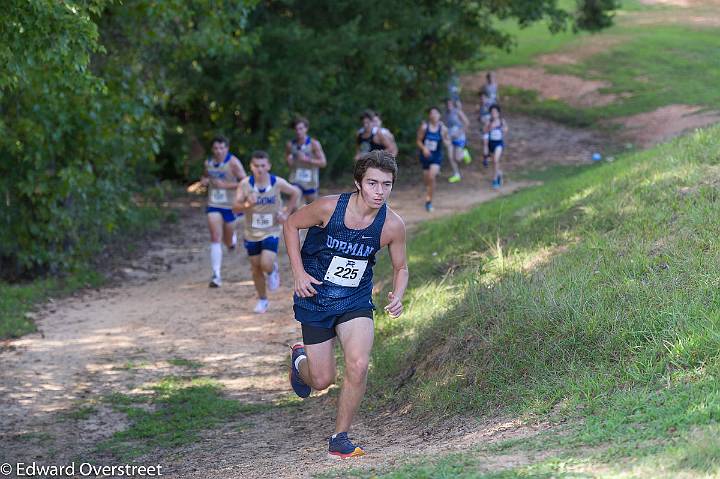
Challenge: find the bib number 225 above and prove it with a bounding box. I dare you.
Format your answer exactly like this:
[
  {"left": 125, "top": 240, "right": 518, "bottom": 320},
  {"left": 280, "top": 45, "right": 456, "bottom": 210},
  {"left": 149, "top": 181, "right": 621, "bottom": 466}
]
[{"left": 324, "top": 256, "right": 368, "bottom": 287}]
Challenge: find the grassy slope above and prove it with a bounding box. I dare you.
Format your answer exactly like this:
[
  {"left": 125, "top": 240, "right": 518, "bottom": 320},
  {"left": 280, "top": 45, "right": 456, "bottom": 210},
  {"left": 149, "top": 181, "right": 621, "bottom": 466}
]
[
  {"left": 466, "top": 1, "right": 720, "bottom": 128},
  {"left": 361, "top": 126, "right": 720, "bottom": 477}
]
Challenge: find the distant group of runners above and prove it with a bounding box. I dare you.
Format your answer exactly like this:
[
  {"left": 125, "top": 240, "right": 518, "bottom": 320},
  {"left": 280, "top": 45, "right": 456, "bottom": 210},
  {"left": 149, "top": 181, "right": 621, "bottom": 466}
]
[{"left": 197, "top": 71, "right": 505, "bottom": 459}]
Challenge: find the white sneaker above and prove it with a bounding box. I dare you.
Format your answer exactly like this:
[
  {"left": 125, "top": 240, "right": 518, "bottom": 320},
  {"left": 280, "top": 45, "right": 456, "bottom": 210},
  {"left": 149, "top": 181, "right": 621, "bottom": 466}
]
[
  {"left": 267, "top": 262, "right": 280, "bottom": 291},
  {"left": 254, "top": 298, "right": 269, "bottom": 314},
  {"left": 228, "top": 232, "right": 238, "bottom": 252},
  {"left": 209, "top": 274, "right": 222, "bottom": 288}
]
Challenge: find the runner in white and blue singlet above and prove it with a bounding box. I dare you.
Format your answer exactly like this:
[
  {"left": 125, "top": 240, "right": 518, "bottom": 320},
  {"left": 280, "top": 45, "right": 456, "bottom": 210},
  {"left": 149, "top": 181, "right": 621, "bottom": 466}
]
[
  {"left": 285, "top": 116, "right": 327, "bottom": 204},
  {"left": 201, "top": 135, "right": 246, "bottom": 288},
  {"left": 484, "top": 104, "right": 509, "bottom": 189},
  {"left": 284, "top": 150, "right": 408, "bottom": 459}
]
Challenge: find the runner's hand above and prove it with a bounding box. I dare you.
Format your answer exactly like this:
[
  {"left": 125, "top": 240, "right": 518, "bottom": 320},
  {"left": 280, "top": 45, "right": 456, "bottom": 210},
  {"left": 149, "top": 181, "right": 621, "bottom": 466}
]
[
  {"left": 246, "top": 192, "right": 258, "bottom": 206},
  {"left": 294, "top": 271, "right": 323, "bottom": 297},
  {"left": 384, "top": 291, "right": 403, "bottom": 318},
  {"left": 422, "top": 148, "right": 431, "bottom": 158},
  {"left": 276, "top": 210, "right": 289, "bottom": 225}
]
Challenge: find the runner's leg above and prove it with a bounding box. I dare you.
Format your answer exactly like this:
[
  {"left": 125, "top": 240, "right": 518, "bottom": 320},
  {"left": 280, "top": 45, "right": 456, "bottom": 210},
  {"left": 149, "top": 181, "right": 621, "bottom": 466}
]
[
  {"left": 447, "top": 146, "right": 461, "bottom": 178},
  {"left": 299, "top": 337, "right": 337, "bottom": 390},
  {"left": 208, "top": 213, "right": 224, "bottom": 278},
  {"left": 249, "top": 255, "right": 267, "bottom": 299},
  {"left": 494, "top": 145, "right": 504, "bottom": 180},
  {"left": 222, "top": 219, "right": 236, "bottom": 249},
  {"left": 335, "top": 316, "right": 374, "bottom": 434}
]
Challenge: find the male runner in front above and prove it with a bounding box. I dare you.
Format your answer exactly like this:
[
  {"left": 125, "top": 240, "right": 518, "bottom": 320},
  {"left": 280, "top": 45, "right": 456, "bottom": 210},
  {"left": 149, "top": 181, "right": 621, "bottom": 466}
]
[
  {"left": 233, "top": 151, "right": 301, "bottom": 313},
  {"left": 285, "top": 116, "right": 327, "bottom": 204},
  {"left": 201, "top": 135, "right": 246, "bottom": 288},
  {"left": 284, "top": 150, "right": 409, "bottom": 458}
]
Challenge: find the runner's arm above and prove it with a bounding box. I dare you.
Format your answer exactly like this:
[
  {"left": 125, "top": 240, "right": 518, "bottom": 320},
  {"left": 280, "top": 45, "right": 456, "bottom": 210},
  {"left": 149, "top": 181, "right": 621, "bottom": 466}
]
[
  {"left": 310, "top": 139, "right": 327, "bottom": 168},
  {"left": 284, "top": 197, "right": 338, "bottom": 297},
  {"left": 458, "top": 109, "right": 470, "bottom": 129},
  {"left": 416, "top": 123, "right": 430, "bottom": 157},
  {"left": 441, "top": 125, "right": 452, "bottom": 153},
  {"left": 232, "top": 180, "right": 256, "bottom": 214},
  {"left": 286, "top": 141, "right": 295, "bottom": 166},
  {"left": 379, "top": 129, "right": 399, "bottom": 156},
  {"left": 275, "top": 179, "right": 302, "bottom": 223},
  {"left": 384, "top": 214, "right": 408, "bottom": 318}
]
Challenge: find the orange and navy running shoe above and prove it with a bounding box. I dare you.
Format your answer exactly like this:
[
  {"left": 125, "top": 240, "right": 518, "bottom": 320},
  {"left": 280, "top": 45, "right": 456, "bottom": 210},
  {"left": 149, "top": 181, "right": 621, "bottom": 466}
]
[
  {"left": 328, "top": 432, "right": 365, "bottom": 459},
  {"left": 289, "top": 343, "right": 311, "bottom": 398}
]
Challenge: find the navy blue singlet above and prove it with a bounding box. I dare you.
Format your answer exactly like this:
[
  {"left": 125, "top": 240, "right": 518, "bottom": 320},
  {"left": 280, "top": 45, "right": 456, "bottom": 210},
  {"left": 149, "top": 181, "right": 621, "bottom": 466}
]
[{"left": 294, "top": 193, "right": 387, "bottom": 313}]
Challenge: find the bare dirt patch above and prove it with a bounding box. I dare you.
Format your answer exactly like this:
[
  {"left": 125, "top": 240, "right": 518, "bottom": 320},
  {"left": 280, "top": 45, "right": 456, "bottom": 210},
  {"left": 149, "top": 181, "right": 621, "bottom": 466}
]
[
  {"left": 465, "top": 67, "right": 617, "bottom": 108},
  {"left": 612, "top": 104, "right": 720, "bottom": 147}
]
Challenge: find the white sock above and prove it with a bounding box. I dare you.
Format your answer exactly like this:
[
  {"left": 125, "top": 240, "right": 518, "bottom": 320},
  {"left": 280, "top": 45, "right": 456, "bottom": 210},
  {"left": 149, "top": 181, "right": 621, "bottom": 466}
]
[
  {"left": 210, "top": 242, "right": 222, "bottom": 277},
  {"left": 294, "top": 355, "right": 306, "bottom": 372},
  {"left": 231, "top": 232, "right": 237, "bottom": 248}
]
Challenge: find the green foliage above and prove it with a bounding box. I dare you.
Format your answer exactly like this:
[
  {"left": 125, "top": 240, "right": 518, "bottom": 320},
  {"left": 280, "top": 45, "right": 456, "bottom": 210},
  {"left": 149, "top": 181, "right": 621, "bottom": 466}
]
[
  {"left": 0, "top": 0, "right": 162, "bottom": 277},
  {"left": 0, "top": 0, "right": 616, "bottom": 277}
]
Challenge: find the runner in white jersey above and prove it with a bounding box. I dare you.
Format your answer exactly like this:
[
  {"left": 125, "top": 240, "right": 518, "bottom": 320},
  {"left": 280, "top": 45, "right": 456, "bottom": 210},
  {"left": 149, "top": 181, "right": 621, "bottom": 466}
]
[
  {"left": 285, "top": 116, "right": 327, "bottom": 204},
  {"left": 201, "top": 135, "right": 246, "bottom": 288},
  {"left": 371, "top": 112, "right": 399, "bottom": 156},
  {"left": 484, "top": 105, "right": 509, "bottom": 189},
  {"left": 233, "top": 151, "right": 301, "bottom": 313}
]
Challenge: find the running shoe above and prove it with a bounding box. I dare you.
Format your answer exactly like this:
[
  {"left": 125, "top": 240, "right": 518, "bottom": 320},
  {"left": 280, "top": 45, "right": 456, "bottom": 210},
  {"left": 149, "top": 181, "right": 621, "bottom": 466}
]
[
  {"left": 267, "top": 261, "right": 280, "bottom": 291},
  {"left": 448, "top": 174, "right": 461, "bottom": 183},
  {"left": 492, "top": 176, "right": 501, "bottom": 189},
  {"left": 209, "top": 274, "right": 222, "bottom": 288},
  {"left": 328, "top": 432, "right": 365, "bottom": 459},
  {"left": 253, "top": 298, "right": 269, "bottom": 313},
  {"left": 425, "top": 201, "right": 433, "bottom": 212},
  {"left": 463, "top": 149, "right": 472, "bottom": 164},
  {"left": 289, "top": 343, "right": 311, "bottom": 398},
  {"left": 483, "top": 155, "right": 490, "bottom": 168}
]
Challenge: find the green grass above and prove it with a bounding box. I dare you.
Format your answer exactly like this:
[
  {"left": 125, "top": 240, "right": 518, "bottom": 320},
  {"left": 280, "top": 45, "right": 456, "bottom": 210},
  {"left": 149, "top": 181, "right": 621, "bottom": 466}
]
[
  {"left": 553, "top": 26, "right": 720, "bottom": 119},
  {"left": 464, "top": 2, "right": 720, "bottom": 129},
  {"left": 363, "top": 125, "right": 720, "bottom": 476},
  {"left": 0, "top": 269, "right": 103, "bottom": 339},
  {"left": 167, "top": 357, "right": 204, "bottom": 369},
  {"left": 99, "top": 376, "right": 297, "bottom": 460}
]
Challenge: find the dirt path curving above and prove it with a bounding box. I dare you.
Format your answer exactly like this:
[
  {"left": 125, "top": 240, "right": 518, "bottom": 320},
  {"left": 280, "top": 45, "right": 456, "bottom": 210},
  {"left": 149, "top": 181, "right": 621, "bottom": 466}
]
[{"left": 0, "top": 102, "right": 608, "bottom": 477}]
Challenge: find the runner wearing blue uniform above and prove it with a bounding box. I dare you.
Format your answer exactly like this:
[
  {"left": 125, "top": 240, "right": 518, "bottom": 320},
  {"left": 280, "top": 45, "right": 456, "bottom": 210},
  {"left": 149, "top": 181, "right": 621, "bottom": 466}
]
[
  {"left": 284, "top": 151, "right": 408, "bottom": 459},
  {"left": 285, "top": 117, "right": 327, "bottom": 204},
  {"left": 371, "top": 112, "right": 398, "bottom": 156},
  {"left": 200, "top": 135, "right": 247, "bottom": 288},
  {"left": 416, "top": 106, "right": 451, "bottom": 212},
  {"left": 484, "top": 105, "right": 509, "bottom": 189},
  {"left": 444, "top": 98, "right": 470, "bottom": 183},
  {"left": 355, "top": 110, "right": 395, "bottom": 161}
]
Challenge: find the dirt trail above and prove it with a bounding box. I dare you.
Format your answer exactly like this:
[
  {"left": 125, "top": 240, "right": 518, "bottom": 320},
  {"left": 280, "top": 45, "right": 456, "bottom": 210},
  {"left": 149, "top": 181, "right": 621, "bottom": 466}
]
[{"left": 0, "top": 100, "right": 606, "bottom": 477}]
